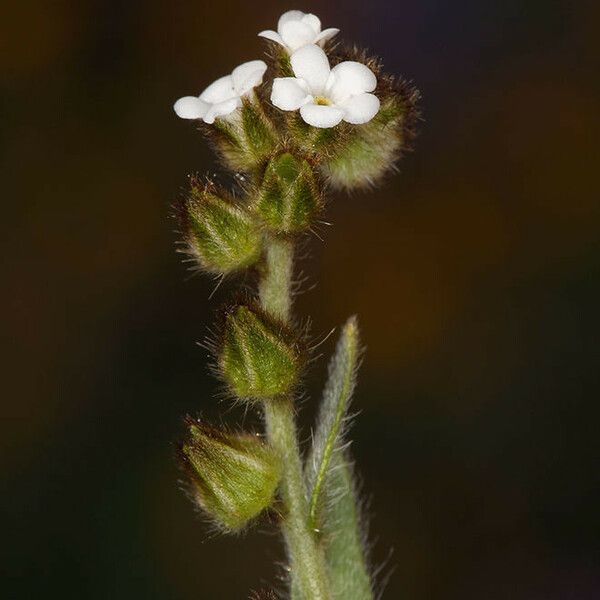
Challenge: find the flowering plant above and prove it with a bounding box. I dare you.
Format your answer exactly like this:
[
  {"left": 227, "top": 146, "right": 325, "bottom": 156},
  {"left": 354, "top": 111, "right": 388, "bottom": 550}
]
[{"left": 172, "top": 10, "right": 419, "bottom": 599}]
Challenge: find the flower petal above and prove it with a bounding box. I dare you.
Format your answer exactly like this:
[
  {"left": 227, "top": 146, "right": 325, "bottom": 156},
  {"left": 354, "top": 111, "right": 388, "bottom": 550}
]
[
  {"left": 290, "top": 44, "right": 330, "bottom": 94},
  {"left": 278, "top": 10, "right": 305, "bottom": 30},
  {"left": 231, "top": 60, "right": 267, "bottom": 96},
  {"left": 203, "top": 98, "right": 240, "bottom": 124},
  {"left": 300, "top": 103, "right": 344, "bottom": 128},
  {"left": 271, "top": 77, "right": 311, "bottom": 111},
  {"left": 315, "top": 28, "right": 339, "bottom": 45},
  {"left": 258, "top": 30, "right": 284, "bottom": 45},
  {"left": 327, "top": 61, "right": 377, "bottom": 103},
  {"left": 280, "top": 20, "right": 317, "bottom": 52},
  {"left": 173, "top": 96, "right": 209, "bottom": 119},
  {"left": 301, "top": 13, "right": 321, "bottom": 34},
  {"left": 200, "top": 75, "right": 235, "bottom": 103},
  {"left": 340, "top": 93, "right": 380, "bottom": 124}
]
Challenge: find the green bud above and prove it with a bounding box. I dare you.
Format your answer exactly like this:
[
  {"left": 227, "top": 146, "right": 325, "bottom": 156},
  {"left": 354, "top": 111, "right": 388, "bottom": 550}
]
[
  {"left": 181, "top": 419, "right": 281, "bottom": 531},
  {"left": 179, "top": 179, "right": 262, "bottom": 275},
  {"left": 220, "top": 303, "right": 301, "bottom": 399},
  {"left": 206, "top": 94, "right": 277, "bottom": 172},
  {"left": 320, "top": 78, "right": 420, "bottom": 190},
  {"left": 253, "top": 152, "right": 322, "bottom": 234}
]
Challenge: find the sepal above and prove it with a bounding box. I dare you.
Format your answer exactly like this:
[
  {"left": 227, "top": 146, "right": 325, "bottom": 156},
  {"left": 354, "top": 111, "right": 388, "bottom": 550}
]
[
  {"left": 253, "top": 151, "right": 322, "bottom": 234},
  {"left": 178, "top": 178, "right": 262, "bottom": 275},
  {"left": 204, "top": 93, "right": 277, "bottom": 172},
  {"left": 320, "top": 75, "right": 420, "bottom": 190},
  {"left": 180, "top": 419, "right": 281, "bottom": 532},
  {"left": 219, "top": 302, "right": 302, "bottom": 399}
]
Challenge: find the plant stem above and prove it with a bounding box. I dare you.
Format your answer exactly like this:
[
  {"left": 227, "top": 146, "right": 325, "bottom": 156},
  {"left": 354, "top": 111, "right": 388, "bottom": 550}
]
[
  {"left": 259, "top": 236, "right": 331, "bottom": 600},
  {"left": 258, "top": 237, "right": 294, "bottom": 322}
]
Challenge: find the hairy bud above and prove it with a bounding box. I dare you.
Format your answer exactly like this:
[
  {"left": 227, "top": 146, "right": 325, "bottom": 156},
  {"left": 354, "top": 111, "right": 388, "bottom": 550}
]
[
  {"left": 320, "top": 76, "right": 420, "bottom": 190},
  {"left": 219, "top": 303, "right": 301, "bottom": 399},
  {"left": 180, "top": 419, "right": 281, "bottom": 532},
  {"left": 179, "top": 179, "right": 262, "bottom": 275},
  {"left": 207, "top": 95, "right": 277, "bottom": 172},
  {"left": 253, "top": 152, "right": 322, "bottom": 234}
]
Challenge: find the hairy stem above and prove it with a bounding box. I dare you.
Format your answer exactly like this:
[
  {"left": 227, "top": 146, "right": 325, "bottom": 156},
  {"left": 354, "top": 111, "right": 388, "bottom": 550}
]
[
  {"left": 259, "top": 237, "right": 294, "bottom": 322},
  {"left": 259, "top": 237, "right": 331, "bottom": 600}
]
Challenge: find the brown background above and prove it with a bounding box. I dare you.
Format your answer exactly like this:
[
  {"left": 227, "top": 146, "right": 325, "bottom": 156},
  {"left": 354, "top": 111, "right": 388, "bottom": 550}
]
[{"left": 2, "top": 0, "right": 599, "bottom": 598}]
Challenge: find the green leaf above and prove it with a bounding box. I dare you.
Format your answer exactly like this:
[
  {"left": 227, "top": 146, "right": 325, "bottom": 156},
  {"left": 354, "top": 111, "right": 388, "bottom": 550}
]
[
  {"left": 320, "top": 453, "right": 373, "bottom": 600},
  {"left": 305, "top": 317, "right": 374, "bottom": 599}
]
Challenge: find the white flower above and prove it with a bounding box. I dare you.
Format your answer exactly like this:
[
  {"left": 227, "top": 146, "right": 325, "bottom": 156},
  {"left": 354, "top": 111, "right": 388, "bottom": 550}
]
[
  {"left": 258, "top": 10, "right": 339, "bottom": 53},
  {"left": 174, "top": 60, "right": 267, "bottom": 124},
  {"left": 271, "top": 44, "right": 380, "bottom": 129}
]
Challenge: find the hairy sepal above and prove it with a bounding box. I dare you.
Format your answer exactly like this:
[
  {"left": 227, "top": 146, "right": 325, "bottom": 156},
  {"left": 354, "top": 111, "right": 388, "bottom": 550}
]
[
  {"left": 179, "top": 418, "right": 281, "bottom": 532},
  {"left": 201, "top": 93, "right": 277, "bottom": 173},
  {"left": 218, "top": 301, "right": 303, "bottom": 400},
  {"left": 253, "top": 151, "right": 323, "bottom": 235},
  {"left": 177, "top": 177, "right": 263, "bottom": 275},
  {"left": 319, "top": 47, "right": 420, "bottom": 190}
]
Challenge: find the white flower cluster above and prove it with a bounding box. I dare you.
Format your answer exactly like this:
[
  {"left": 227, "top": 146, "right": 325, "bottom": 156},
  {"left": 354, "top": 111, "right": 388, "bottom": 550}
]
[{"left": 174, "top": 10, "right": 380, "bottom": 129}]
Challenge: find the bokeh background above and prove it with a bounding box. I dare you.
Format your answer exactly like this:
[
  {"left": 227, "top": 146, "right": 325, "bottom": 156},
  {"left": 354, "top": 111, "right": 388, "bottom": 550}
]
[{"left": 3, "top": 0, "right": 599, "bottom": 598}]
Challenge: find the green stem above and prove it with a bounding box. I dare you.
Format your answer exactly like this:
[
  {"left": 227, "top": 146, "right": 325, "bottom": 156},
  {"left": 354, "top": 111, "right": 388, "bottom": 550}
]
[
  {"left": 258, "top": 237, "right": 294, "bottom": 322},
  {"left": 259, "top": 237, "right": 331, "bottom": 600}
]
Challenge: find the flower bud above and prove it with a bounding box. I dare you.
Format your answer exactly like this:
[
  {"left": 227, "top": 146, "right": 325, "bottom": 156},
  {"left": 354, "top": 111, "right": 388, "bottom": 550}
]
[
  {"left": 219, "top": 303, "right": 301, "bottom": 399},
  {"left": 207, "top": 95, "right": 277, "bottom": 172},
  {"left": 179, "top": 179, "right": 262, "bottom": 275},
  {"left": 253, "top": 152, "right": 322, "bottom": 234},
  {"left": 320, "top": 77, "right": 420, "bottom": 190},
  {"left": 180, "top": 419, "right": 281, "bottom": 531}
]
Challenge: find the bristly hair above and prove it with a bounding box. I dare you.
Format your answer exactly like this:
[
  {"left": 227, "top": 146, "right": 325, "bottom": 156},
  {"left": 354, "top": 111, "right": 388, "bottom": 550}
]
[{"left": 248, "top": 590, "right": 278, "bottom": 600}]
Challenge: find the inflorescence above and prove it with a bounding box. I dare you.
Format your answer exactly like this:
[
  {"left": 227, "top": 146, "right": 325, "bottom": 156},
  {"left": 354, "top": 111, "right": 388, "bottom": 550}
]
[{"left": 171, "top": 10, "right": 419, "bottom": 600}]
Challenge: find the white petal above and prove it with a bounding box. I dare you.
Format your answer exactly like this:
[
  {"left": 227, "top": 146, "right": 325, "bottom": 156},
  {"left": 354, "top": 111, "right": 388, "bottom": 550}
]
[
  {"left": 173, "top": 96, "right": 208, "bottom": 119},
  {"left": 231, "top": 60, "right": 267, "bottom": 96},
  {"left": 203, "top": 98, "right": 240, "bottom": 124},
  {"left": 271, "top": 77, "right": 311, "bottom": 111},
  {"left": 301, "top": 13, "right": 321, "bottom": 34},
  {"left": 300, "top": 103, "right": 344, "bottom": 128},
  {"left": 290, "top": 44, "right": 331, "bottom": 94},
  {"left": 200, "top": 75, "right": 235, "bottom": 103},
  {"left": 280, "top": 20, "right": 317, "bottom": 52},
  {"left": 327, "top": 61, "right": 377, "bottom": 103},
  {"left": 315, "top": 28, "right": 339, "bottom": 45},
  {"left": 340, "top": 93, "right": 380, "bottom": 124},
  {"left": 258, "top": 30, "right": 284, "bottom": 46},
  {"left": 278, "top": 10, "right": 305, "bottom": 30}
]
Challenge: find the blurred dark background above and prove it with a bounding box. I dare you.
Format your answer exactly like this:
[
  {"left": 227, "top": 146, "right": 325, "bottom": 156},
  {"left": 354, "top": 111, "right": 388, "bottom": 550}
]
[{"left": 2, "top": 0, "right": 599, "bottom": 598}]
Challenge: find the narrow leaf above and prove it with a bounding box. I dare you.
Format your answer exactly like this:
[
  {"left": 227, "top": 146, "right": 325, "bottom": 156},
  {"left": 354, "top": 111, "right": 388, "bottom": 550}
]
[
  {"left": 306, "top": 316, "right": 360, "bottom": 528},
  {"left": 306, "top": 316, "right": 374, "bottom": 599},
  {"left": 320, "top": 452, "right": 373, "bottom": 600}
]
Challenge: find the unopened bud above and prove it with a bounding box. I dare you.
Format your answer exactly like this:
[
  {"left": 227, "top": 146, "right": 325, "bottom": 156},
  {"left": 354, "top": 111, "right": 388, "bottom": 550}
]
[
  {"left": 180, "top": 419, "right": 281, "bottom": 532},
  {"left": 219, "top": 303, "right": 301, "bottom": 399},
  {"left": 253, "top": 152, "right": 322, "bottom": 234},
  {"left": 179, "top": 179, "right": 262, "bottom": 275}
]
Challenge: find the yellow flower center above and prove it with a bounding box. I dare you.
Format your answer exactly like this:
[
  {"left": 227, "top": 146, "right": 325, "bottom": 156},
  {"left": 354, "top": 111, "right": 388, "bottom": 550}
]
[{"left": 314, "top": 96, "right": 331, "bottom": 106}]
